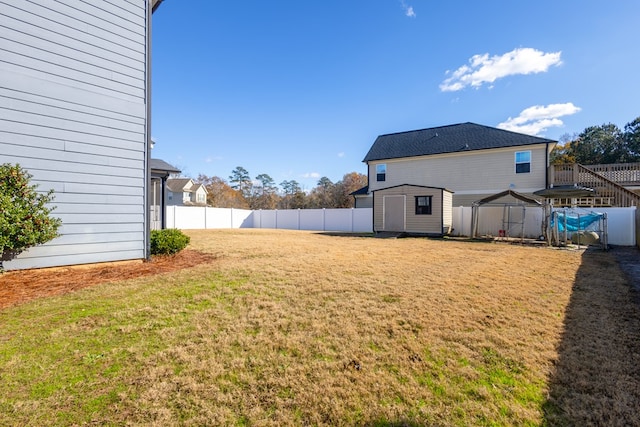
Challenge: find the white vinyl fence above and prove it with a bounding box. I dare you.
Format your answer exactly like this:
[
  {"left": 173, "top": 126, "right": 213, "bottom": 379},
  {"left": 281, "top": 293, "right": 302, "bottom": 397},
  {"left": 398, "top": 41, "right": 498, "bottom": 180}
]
[
  {"left": 166, "top": 205, "right": 637, "bottom": 246},
  {"left": 166, "top": 206, "right": 372, "bottom": 233}
]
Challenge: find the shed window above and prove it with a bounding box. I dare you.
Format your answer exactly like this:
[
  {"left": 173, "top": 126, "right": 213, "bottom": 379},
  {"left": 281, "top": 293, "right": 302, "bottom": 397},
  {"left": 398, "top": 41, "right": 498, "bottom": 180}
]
[
  {"left": 515, "top": 151, "right": 531, "bottom": 174},
  {"left": 376, "top": 164, "right": 386, "bottom": 181},
  {"left": 415, "top": 196, "right": 432, "bottom": 215}
]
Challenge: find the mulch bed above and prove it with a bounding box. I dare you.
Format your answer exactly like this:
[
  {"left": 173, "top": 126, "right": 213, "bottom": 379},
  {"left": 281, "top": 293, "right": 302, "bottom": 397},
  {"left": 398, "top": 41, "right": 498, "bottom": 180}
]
[{"left": 0, "top": 250, "right": 216, "bottom": 310}]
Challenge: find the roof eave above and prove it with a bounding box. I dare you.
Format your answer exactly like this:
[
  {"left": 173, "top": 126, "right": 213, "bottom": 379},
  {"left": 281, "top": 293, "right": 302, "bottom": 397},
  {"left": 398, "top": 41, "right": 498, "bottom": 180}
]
[
  {"left": 152, "top": 0, "right": 164, "bottom": 14},
  {"left": 363, "top": 140, "right": 554, "bottom": 163}
]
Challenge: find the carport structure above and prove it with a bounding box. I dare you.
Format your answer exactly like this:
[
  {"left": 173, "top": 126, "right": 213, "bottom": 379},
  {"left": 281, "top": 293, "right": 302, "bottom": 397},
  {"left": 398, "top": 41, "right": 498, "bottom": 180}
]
[{"left": 471, "top": 189, "right": 551, "bottom": 241}]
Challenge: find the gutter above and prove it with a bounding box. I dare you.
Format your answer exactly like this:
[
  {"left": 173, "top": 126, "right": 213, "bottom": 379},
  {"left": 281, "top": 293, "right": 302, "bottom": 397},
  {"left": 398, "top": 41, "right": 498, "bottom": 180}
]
[
  {"left": 144, "top": 0, "right": 155, "bottom": 260},
  {"left": 545, "top": 141, "right": 551, "bottom": 189}
]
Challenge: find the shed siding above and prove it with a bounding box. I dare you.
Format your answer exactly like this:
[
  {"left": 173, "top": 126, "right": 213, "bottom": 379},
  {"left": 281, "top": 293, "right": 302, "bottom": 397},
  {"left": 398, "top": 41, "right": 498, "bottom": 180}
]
[
  {"left": 374, "top": 185, "right": 450, "bottom": 235},
  {"left": 368, "top": 144, "right": 549, "bottom": 204},
  {"left": 442, "top": 190, "right": 453, "bottom": 232},
  {"left": 1, "top": 0, "right": 148, "bottom": 270}
]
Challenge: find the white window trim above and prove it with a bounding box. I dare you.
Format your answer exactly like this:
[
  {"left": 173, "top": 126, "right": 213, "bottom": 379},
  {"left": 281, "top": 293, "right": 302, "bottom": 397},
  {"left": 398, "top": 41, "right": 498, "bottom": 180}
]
[
  {"left": 515, "top": 150, "right": 531, "bottom": 174},
  {"left": 376, "top": 163, "right": 387, "bottom": 182}
]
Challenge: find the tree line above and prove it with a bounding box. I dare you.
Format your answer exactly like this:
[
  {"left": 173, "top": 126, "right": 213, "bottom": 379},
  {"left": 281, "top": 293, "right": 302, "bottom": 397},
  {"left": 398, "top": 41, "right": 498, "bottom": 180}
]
[
  {"left": 193, "top": 167, "right": 368, "bottom": 209},
  {"left": 550, "top": 116, "right": 640, "bottom": 164}
]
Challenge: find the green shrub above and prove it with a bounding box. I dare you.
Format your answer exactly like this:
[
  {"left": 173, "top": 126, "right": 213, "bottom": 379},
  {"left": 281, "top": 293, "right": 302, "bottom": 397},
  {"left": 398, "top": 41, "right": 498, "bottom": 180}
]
[
  {"left": 150, "top": 228, "right": 190, "bottom": 255},
  {"left": 0, "top": 163, "right": 61, "bottom": 268}
]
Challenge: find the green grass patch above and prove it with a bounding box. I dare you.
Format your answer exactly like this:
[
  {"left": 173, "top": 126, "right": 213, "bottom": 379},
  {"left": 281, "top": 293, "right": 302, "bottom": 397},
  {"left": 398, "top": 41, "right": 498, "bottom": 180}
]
[{"left": 2, "top": 229, "right": 634, "bottom": 426}]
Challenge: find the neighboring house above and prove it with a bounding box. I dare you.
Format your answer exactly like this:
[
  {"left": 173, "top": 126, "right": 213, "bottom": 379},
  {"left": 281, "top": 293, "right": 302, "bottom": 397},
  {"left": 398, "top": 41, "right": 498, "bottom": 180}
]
[
  {"left": 356, "top": 122, "right": 557, "bottom": 235},
  {"left": 350, "top": 186, "right": 372, "bottom": 208},
  {"left": 150, "top": 159, "right": 181, "bottom": 230},
  {"left": 362, "top": 122, "right": 557, "bottom": 208},
  {"left": 166, "top": 178, "right": 208, "bottom": 207},
  {"left": 0, "top": 1, "right": 162, "bottom": 270}
]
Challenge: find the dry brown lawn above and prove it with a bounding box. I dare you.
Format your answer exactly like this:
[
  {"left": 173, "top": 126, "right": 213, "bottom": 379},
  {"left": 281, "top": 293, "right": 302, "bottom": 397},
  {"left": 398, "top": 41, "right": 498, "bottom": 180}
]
[{"left": 1, "top": 229, "right": 639, "bottom": 426}]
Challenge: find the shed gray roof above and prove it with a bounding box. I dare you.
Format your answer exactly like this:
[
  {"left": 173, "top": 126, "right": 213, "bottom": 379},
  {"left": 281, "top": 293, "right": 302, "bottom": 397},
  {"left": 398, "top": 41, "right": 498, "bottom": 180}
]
[{"left": 363, "top": 122, "right": 556, "bottom": 162}]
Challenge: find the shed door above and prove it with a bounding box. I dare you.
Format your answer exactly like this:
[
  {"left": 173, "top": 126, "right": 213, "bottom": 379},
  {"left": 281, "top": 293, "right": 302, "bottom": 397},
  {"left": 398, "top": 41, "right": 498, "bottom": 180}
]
[{"left": 383, "top": 195, "right": 406, "bottom": 231}]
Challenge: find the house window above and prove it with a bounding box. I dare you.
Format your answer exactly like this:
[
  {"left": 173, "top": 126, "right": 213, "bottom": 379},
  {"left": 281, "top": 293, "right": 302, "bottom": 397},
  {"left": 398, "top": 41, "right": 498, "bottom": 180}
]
[
  {"left": 183, "top": 192, "right": 190, "bottom": 202},
  {"left": 197, "top": 193, "right": 205, "bottom": 203},
  {"left": 515, "top": 151, "right": 531, "bottom": 174},
  {"left": 415, "top": 196, "right": 432, "bottom": 215},
  {"left": 376, "top": 164, "right": 386, "bottom": 182}
]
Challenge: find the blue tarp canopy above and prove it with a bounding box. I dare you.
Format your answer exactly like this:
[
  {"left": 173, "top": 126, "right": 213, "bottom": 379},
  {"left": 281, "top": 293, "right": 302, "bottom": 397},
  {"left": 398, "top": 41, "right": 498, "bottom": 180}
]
[{"left": 551, "top": 212, "right": 604, "bottom": 232}]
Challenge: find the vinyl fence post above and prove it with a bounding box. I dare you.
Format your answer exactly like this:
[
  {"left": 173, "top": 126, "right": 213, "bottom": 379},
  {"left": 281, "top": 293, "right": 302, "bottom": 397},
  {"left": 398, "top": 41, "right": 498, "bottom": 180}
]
[{"left": 351, "top": 208, "right": 354, "bottom": 232}]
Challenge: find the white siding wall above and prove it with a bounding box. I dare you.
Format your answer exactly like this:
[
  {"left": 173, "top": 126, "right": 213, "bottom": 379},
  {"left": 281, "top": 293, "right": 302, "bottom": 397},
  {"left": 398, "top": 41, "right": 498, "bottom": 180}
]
[
  {"left": 368, "top": 145, "right": 549, "bottom": 205},
  {"left": 1, "top": 1, "right": 149, "bottom": 269}
]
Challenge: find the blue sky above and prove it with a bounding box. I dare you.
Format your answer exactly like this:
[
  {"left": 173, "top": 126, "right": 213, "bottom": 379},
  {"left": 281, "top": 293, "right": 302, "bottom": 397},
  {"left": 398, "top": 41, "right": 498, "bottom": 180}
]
[{"left": 151, "top": 0, "right": 639, "bottom": 190}]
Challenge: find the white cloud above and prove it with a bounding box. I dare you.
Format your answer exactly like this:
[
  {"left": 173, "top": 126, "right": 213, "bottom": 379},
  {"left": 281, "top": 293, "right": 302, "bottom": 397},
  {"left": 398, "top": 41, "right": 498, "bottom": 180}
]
[
  {"left": 204, "top": 155, "right": 223, "bottom": 163},
  {"left": 400, "top": 1, "right": 415, "bottom": 17},
  {"left": 337, "top": 152, "right": 345, "bottom": 158},
  {"left": 497, "top": 102, "right": 581, "bottom": 136},
  {"left": 302, "top": 172, "right": 321, "bottom": 179},
  {"left": 440, "top": 48, "right": 562, "bottom": 92}
]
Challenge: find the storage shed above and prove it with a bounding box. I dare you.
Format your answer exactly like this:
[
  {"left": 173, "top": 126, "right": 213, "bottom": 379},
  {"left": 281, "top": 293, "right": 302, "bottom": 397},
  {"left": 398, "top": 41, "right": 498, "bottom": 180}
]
[{"left": 373, "top": 184, "right": 453, "bottom": 236}]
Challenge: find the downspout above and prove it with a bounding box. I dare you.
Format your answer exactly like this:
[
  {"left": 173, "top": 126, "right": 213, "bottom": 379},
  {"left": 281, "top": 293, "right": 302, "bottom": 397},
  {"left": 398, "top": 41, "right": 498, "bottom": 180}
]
[
  {"left": 144, "top": 0, "right": 154, "bottom": 260},
  {"left": 372, "top": 190, "right": 376, "bottom": 233},
  {"left": 161, "top": 176, "right": 167, "bottom": 229},
  {"left": 367, "top": 161, "right": 374, "bottom": 233},
  {"left": 545, "top": 142, "right": 550, "bottom": 189}
]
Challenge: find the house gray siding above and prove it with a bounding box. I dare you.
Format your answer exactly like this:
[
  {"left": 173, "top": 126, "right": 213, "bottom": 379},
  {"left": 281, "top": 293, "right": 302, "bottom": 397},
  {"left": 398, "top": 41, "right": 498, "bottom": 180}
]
[
  {"left": 354, "top": 195, "right": 373, "bottom": 209},
  {"left": 0, "top": 1, "right": 149, "bottom": 269}
]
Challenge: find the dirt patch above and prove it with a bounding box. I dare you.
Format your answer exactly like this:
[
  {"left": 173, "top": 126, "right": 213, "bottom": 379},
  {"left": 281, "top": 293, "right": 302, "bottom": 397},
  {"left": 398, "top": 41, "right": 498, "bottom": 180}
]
[{"left": 0, "top": 249, "right": 216, "bottom": 310}]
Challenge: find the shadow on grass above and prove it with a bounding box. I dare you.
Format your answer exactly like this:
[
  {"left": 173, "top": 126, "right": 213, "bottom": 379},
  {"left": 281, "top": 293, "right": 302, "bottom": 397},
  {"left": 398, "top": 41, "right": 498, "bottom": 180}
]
[
  {"left": 314, "top": 232, "right": 375, "bottom": 238},
  {"left": 543, "top": 246, "right": 640, "bottom": 426}
]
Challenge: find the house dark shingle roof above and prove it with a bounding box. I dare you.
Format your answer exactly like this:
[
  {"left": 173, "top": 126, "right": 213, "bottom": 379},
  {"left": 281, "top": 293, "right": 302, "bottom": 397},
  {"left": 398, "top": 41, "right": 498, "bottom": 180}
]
[
  {"left": 363, "top": 122, "right": 556, "bottom": 162},
  {"left": 349, "top": 185, "right": 369, "bottom": 196},
  {"left": 150, "top": 158, "right": 181, "bottom": 174}
]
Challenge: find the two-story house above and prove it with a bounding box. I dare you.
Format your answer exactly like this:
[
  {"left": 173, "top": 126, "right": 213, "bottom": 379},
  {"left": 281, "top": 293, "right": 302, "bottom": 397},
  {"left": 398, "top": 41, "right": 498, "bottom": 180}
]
[
  {"left": 357, "top": 122, "right": 557, "bottom": 234},
  {"left": 166, "top": 178, "right": 208, "bottom": 207},
  {"left": 1, "top": 1, "right": 162, "bottom": 270}
]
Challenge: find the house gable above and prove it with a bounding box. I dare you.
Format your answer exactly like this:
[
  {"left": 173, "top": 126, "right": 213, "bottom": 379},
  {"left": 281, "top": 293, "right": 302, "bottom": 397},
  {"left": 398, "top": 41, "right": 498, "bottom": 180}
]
[{"left": 166, "top": 178, "right": 208, "bottom": 206}]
